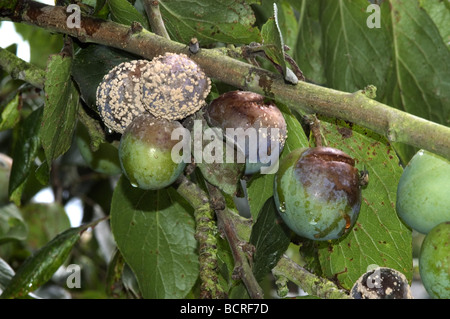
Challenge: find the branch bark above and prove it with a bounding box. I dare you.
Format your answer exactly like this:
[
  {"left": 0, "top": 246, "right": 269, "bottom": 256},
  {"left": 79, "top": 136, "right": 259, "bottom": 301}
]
[
  {"left": 206, "top": 183, "right": 264, "bottom": 299},
  {"left": 0, "top": 46, "right": 45, "bottom": 89},
  {"left": 1, "top": 1, "right": 449, "bottom": 159},
  {"left": 142, "top": 0, "right": 170, "bottom": 39},
  {"left": 272, "top": 255, "right": 351, "bottom": 299},
  {"left": 175, "top": 175, "right": 226, "bottom": 299}
]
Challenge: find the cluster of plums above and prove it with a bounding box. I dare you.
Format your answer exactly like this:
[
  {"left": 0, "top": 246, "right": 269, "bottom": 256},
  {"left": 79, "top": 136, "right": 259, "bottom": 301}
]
[
  {"left": 92, "top": 52, "right": 365, "bottom": 241},
  {"left": 92, "top": 53, "right": 449, "bottom": 299},
  {"left": 93, "top": 52, "right": 363, "bottom": 242}
]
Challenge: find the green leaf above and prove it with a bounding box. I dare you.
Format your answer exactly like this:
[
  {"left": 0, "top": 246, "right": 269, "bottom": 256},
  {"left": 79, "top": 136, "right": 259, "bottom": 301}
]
[
  {"left": 9, "top": 107, "right": 43, "bottom": 203},
  {"left": 105, "top": 249, "right": 140, "bottom": 298},
  {"left": 315, "top": 0, "right": 449, "bottom": 161},
  {"left": 21, "top": 203, "right": 71, "bottom": 251},
  {"left": 419, "top": 0, "right": 450, "bottom": 48},
  {"left": 13, "top": 23, "right": 63, "bottom": 70},
  {"left": 72, "top": 44, "right": 138, "bottom": 110},
  {"left": 276, "top": 1, "right": 298, "bottom": 50},
  {"left": 108, "top": 0, "right": 149, "bottom": 29},
  {"left": 321, "top": 0, "right": 392, "bottom": 99},
  {"left": 77, "top": 106, "right": 107, "bottom": 153},
  {"left": 315, "top": 116, "right": 412, "bottom": 290},
  {"left": 186, "top": 115, "right": 244, "bottom": 196},
  {"left": 250, "top": 197, "right": 290, "bottom": 282},
  {"left": 110, "top": 177, "right": 198, "bottom": 299},
  {"left": 215, "top": 235, "right": 235, "bottom": 293},
  {"left": 0, "top": 94, "right": 20, "bottom": 131},
  {"left": 94, "top": 0, "right": 107, "bottom": 15},
  {"left": 40, "top": 54, "right": 80, "bottom": 165},
  {"left": 0, "top": 258, "right": 14, "bottom": 292},
  {"left": 246, "top": 173, "right": 275, "bottom": 220},
  {"left": 277, "top": 102, "right": 309, "bottom": 156},
  {"left": 261, "top": 3, "right": 296, "bottom": 83},
  {"left": 0, "top": 204, "right": 28, "bottom": 243},
  {"left": 159, "top": 0, "right": 261, "bottom": 45},
  {"left": 0, "top": 225, "right": 83, "bottom": 299},
  {"left": 386, "top": 0, "right": 450, "bottom": 126},
  {"left": 293, "top": 0, "right": 326, "bottom": 84}
]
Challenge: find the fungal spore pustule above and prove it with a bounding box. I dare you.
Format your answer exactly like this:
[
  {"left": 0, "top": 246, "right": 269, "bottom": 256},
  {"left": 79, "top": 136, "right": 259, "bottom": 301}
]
[
  {"left": 96, "top": 60, "right": 150, "bottom": 134},
  {"left": 141, "top": 53, "right": 211, "bottom": 121}
]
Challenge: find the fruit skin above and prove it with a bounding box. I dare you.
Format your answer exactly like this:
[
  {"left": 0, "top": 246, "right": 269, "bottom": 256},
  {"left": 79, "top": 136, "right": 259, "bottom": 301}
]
[
  {"left": 351, "top": 267, "right": 412, "bottom": 299},
  {"left": 419, "top": 221, "right": 450, "bottom": 299},
  {"left": 142, "top": 53, "right": 211, "bottom": 121},
  {"left": 205, "top": 90, "right": 287, "bottom": 175},
  {"left": 76, "top": 123, "right": 122, "bottom": 175},
  {"left": 274, "top": 147, "right": 361, "bottom": 241},
  {"left": 119, "top": 113, "right": 187, "bottom": 190},
  {"left": 396, "top": 149, "right": 450, "bottom": 234},
  {"left": 96, "top": 60, "right": 150, "bottom": 134}
]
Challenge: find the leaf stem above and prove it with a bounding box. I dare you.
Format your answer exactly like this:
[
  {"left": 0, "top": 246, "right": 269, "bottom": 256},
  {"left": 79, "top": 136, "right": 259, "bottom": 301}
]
[
  {"left": 2, "top": 1, "right": 448, "bottom": 159},
  {"left": 142, "top": 0, "right": 170, "bottom": 40}
]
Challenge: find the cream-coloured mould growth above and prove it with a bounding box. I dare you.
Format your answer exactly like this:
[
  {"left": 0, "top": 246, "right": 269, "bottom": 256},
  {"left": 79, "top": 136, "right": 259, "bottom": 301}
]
[
  {"left": 96, "top": 53, "right": 211, "bottom": 133},
  {"left": 96, "top": 60, "right": 150, "bottom": 134},
  {"left": 141, "top": 53, "right": 211, "bottom": 121}
]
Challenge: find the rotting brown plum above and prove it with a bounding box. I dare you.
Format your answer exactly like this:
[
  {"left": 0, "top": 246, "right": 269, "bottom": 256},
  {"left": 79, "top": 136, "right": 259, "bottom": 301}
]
[
  {"left": 351, "top": 267, "right": 412, "bottom": 299},
  {"left": 205, "top": 90, "right": 287, "bottom": 175},
  {"left": 142, "top": 53, "right": 211, "bottom": 121},
  {"left": 96, "top": 60, "right": 150, "bottom": 134}
]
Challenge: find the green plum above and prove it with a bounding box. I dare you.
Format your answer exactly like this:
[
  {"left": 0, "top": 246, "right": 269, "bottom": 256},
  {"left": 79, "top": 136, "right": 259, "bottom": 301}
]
[
  {"left": 419, "top": 221, "right": 450, "bottom": 299},
  {"left": 274, "top": 147, "right": 362, "bottom": 241},
  {"left": 396, "top": 149, "right": 450, "bottom": 234},
  {"left": 119, "top": 113, "right": 188, "bottom": 190},
  {"left": 76, "top": 123, "right": 122, "bottom": 175}
]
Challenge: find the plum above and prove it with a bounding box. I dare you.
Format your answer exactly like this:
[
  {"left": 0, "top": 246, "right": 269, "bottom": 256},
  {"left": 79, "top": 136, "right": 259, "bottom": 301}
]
[
  {"left": 142, "top": 53, "right": 211, "bottom": 121},
  {"left": 118, "top": 113, "right": 188, "bottom": 190},
  {"left": 396, "top": 149, "right": 450, "bottom": 234},
  {"left": 205, "top": 90, "right": 287, "bottom": 175},
  {"left": 419, "top": 221, "right": 450, "bottom": 299},
  {"left": 274, "top": 147, "right": 362, "bottom": 241},
  {"left": 96, "top": 60, "right": 150, "bottom": 134},
  {"left": 351, "top": 267, "right": 412, "bottom": 299}
]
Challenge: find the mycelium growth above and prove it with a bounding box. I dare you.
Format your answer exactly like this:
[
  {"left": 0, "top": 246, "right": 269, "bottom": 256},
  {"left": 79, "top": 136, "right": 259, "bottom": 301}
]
[
  {"left": 96, "top": 60, "right": 150, "bottom": 134},
  {"left": 141, "top": 53, "right": 211, "bottom": 121}
]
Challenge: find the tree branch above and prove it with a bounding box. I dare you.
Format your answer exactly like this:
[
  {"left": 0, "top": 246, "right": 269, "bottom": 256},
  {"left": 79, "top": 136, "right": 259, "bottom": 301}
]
[
  {"left": 175, "top": 175, "right": 226, "bottom": 299},
  {"left": 206, "top": 183, "right": 264, "bottom": 299},
  {"left": 0, "top": 46, "right": 45, "bottom": 89},
  {"left": 272, "top": 255, "right": 351, "bottom": 299},
  {"left": 1, "top": 1, "right": 449, "bottom": 159}
]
